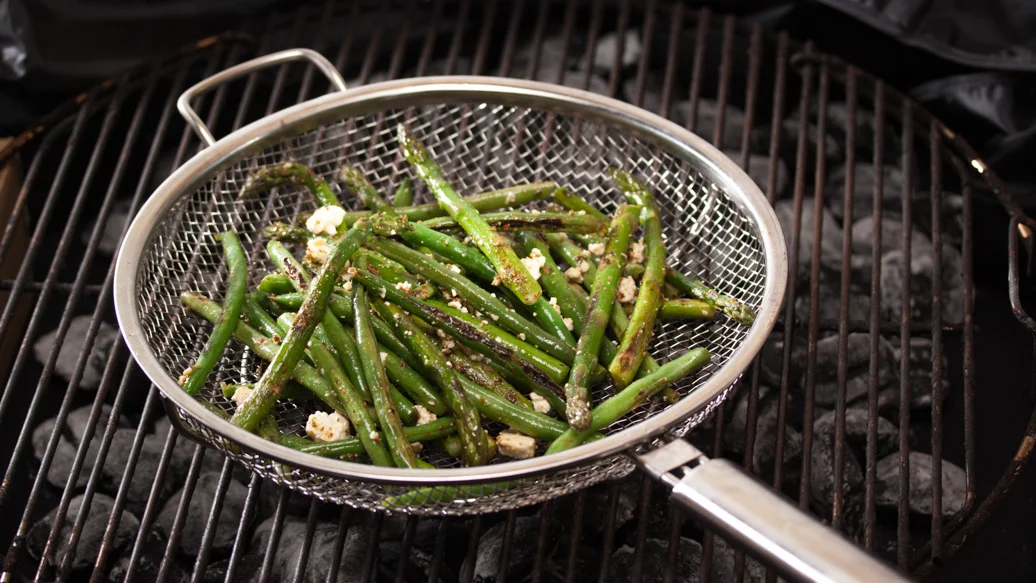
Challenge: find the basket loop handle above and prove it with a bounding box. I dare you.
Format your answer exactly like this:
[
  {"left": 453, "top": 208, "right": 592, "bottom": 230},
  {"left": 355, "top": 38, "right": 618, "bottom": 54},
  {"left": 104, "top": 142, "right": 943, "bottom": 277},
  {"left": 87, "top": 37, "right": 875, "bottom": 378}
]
[{"left": 177, "top": 48, "right": 348, "bottom": 147}]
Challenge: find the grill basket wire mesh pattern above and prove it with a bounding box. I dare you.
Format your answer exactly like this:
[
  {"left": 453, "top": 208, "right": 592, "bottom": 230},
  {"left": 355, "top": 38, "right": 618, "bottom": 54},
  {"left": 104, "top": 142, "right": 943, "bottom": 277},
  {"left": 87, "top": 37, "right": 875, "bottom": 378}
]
[{"left": 135, "top": 95, "right": 768, "bottom": 514}]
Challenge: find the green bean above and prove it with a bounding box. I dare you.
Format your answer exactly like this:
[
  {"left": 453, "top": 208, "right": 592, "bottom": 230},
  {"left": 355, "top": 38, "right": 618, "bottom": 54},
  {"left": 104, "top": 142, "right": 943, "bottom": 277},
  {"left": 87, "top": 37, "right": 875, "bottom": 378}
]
[
  {"left": 544, "top": 233, "right": 599, "bottom": 285},
  {"left": 180, "top": 232, "right": 248, "bottom": 396},
  {"left": 261, "top": 222, "right": 312, "bottom": 243},
  {"left": 566, "top": 205, "right": 640, "bottom": 430},
  {"left": 663, "top": 267, "right": 756, "bottom": 325},
  {"left": 608, "top": 170, "right": 666, "bottom": 388},
  {"left": 243, "top": 293, "right": 284, "bottom": 339},
  {"left": 258, "top": 272, "right": 296, "bottom": 295},
  {"left": 378, "top": 345, "right": 448, "bottom": 416},
  {"left": 392, "top": 177, "right": 414, "bottom": 207},
  {"left": 239, "top": 161, "right": 340, "bottom": 207},
  {"left": 372, "top": 301, "right": 490, "bottom": 466},
  {"left": 337, "top": 181, "right": 558, "bottom": 227},
  {"left": 398, "top": 125, "right": 542, "bottom": 305},
  {"left": 280, "top": 416, "right": 456, "bottom": 458},
  {"left": 635, "top": 299, "right": 717, "bottom": 320},
  {"left": 546, "top": 348, "right": 711, "bottom": 454},
  {"left": 552, "top": 187, "right": 609, "bottom": 221},
  {"left": 355, "top": 248, "right": 436, "bottom": 299},
  {"left": 381, "top": 482, "right": 517, "bottom": 508},
  {"left": 443, "top": 347, "right": 533, "bottom": 410},
  {"left": 419, "top": 211, "right": 606, "bottom": 234},
  {"left": 274, "top": 313, "right": 393, "bottom": 466},
  {"left": 221, "top": 381, "right": 310, "bottom": 403},
  {"left": 354, "top": 288, "right": 419, "bottom": 468}
]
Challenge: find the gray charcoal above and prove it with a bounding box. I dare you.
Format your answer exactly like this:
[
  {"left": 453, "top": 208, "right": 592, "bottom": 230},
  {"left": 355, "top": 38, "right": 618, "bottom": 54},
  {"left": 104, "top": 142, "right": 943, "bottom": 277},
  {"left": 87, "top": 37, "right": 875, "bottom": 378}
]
[
  {"left": 773, "top": 198, "right": 843, "bottom": 282},
  {"left": 33, "top": 404, "right": 129, "bottom": 489},
  {"left": 379, "top": 539, "right": 455, "bottom": 583},
  {"left": 33, "top": 315, "right": 118, "bottom": 390},
  {"left": 710, "top": 537, "right": 768, "bottom": 583},
  {"left": 82, "top": 199, "right": 132, "bottom": 255},
  {"left": 100, "top": 428, "right": 193, "bottom": 515},
  {"left": 107, "top": 527, "right": 188, "bottom": 583},
  {"left": 879, "top": 244, "right": 964, "bottom": 324},
  {"left": 251, "top": 518, "right": 373, "bottom": 583},
  {"left": 201, "top": 555, "right": 263, "bottom": 583},
  {"left": 875, "top": 451, "right": 966, "bottom": 516},
  {"left": 156, "top": 471, "right": 249, "bottom": 558},
  {"left": 813, "top": 408, "right": 899, "bottom": 459},
  {"left": 824, "top": 164, "right": 908, "bottom": 221},
  {"left": 809, "top": 411, "right": 865, "bottom": 534},
  {"left": 464, "top": 514, "right": 541, "bottom": 582},
  {"left": 823, "top": 103, "right": 876, "bottom": 150},
  {"left": 724, "top": 391, "right": 803, "bottom": 478},
  {"left": 723, "top": 149, "right": 790, "bottom": 199},
  {"left": 610, "top": 537, "right": 702, "bottom": 583},
  {"left": 593, "top": 30, "right": 641, "bottom": 70},
  {"left": 582, "top": 475, "right": 640, "bottom": 533},
  {"left": 510, "top": 36, "right": 574, "bottom": 82},
  {"left": 850, "top": 217, "right": 932, "bottom": 258},
  {"left": 722, "top": 384, "right": 771, "bottom": 454},
  {"left": 750, "top": 119, "right": 842, "bottom": 171},
  {"left": 28, "top": 493, "right": 139, "bottom": 574},
  {"left": 793, "top": 274, "right": 872, "bottom": 324},
  {"left": 624, "top": 74, "right": 663, "bottom": 114},
  {"left": 759, "top": 333, "right": 806, "bottom": 389},
  {"left": 672, "top": 100, "right": 746, "bottom": 153},
  {"left": 813, "top": 333, "right": 897, "bottom": 407}
]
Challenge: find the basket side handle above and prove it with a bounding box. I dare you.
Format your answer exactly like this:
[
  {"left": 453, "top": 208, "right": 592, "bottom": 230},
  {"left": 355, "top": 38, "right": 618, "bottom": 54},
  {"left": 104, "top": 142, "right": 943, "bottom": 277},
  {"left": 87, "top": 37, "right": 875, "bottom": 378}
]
[
  {"left": 638, "top": 440, "right": 910, "bottom": 583},
  {"left": 177, "top": 48, "right": 348, "bottom": 147}
]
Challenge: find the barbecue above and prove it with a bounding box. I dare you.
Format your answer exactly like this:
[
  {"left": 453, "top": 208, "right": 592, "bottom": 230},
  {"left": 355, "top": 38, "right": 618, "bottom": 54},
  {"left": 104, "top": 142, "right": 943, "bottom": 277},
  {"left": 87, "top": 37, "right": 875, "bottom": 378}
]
[{"left": 1, "top": 1, "right": 1033, "bottom": 582}]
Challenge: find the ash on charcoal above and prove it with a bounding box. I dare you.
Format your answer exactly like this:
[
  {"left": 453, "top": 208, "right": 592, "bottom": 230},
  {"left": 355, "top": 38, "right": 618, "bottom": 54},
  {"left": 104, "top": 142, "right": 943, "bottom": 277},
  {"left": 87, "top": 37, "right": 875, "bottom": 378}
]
[
  {"left": 723, "top": 385, "right": 803, "bottom": 479},
  {"left": 773, "top": 198, "right": 844, "bottom": 282},
  {"left": 824, "top": 164, "right": 908, "bottom": 221},
  {"left": 28, "top": 493, "right": 139, "bottom": 574},
  {"left": 671, "top": 100, "right": 747, "bottom": 153},
  {"left": 33, "top": 405, "right": 131, "bottom": 490},
  {"left": 875, "top": 451, "right": 966, "bottom": 516},
  {"left": 593, "top": 30, "right": 641, "bottom": 70},
  {"left": 33, "top": 404, "right": 127, "bottom": 460},
  {"left": 850, "top": 216, "right": 933, "bottom": 258},
  {"left": 464, "top": 514, "right": 542, "bottom": 583},
  {"left": 379, "top": 539, "right": 457, "bottom": 583},
  {"left": 878, "top": 245, "right": 965, "bottom": 324},
  {"left": 201, "top": 555, "right": 263, "bottom": 583},
  {"left": 510, "top": 36, "right": 576, "bottom": 81},
  {"left": 710, "top": 537, "right": 768, "bottom": 583},
  {"left": 813, "top": 333, "right": 898, "bottom": 407},
  {"left": 809, "top": 411, "right": 865, "bottom": 538},
  {"left": 251, "top": 518, "right": 374, "bottom": 583},
  {"left": 750, "top": 119, "right": 842, "bottom": 174},
  {"left": 723, "top": 149, "right": 791, "bottom": 198},
  {"left": 99, "top": 428, "right": 193, "bottom": 516},
  {"left": 32, "top": 315, "right": 118, "bottom": 390},
  {"left": 579, "top": 475, "right": 640, "bottom": 533},
  {"left": 81, "top": 199, "right": 132, "bottom": 255},
  {"left": 758, "top": 332, "right": 807, "bottom": 391},
  {"left": 793, "top": 272, "right": 872, "bottom": 325},
  {"left": 610, "top": 537, "right": 702, "bottom": 583},
  {"left": 156, "top": 471, "right": 249, "bottom": 558},
  {"left": 107, "top": 527, "right": 188, "bottom": 583},
  {"left": 814, "top": 408, "right": 899, "bottom": 460}
]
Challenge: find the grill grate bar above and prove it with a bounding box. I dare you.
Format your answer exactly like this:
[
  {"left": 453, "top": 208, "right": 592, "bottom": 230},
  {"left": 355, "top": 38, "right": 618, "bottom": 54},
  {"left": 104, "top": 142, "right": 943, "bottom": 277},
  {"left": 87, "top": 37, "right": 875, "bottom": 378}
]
[
  {"left": 630, "top": 475, "right": 654, "bottom": 583},
  {"left": 257, "top": 487, "right": 291, "bottom": 583},
  {"left": 563, "top": 493, "right": 584, "bottom": 583},
  {"left": 158, "top": 445, "right": 209, "bottom": 582},
  {"left": 392, "top": 516, "right": 419, "bottom": 583},
  {"left": 496, "top": 511, "right": 518, "bottom": 583},
  {"left": 292, "top": 499, "right": 322, "bottom": 583},
  {"left": 657, "top": 1, "right": 684, "bottom": 119},
  {"left": 928, "top": 120, "right": 946, "bottom": 558},
  {"left": 224, "top": 473, "right": 264, "bottom": 583},
  {"left": 325, "top": 505, "right": 353, "bottom": 583},
  {"left": 896, "top": 100, "right": 915, "bottom": 570},
  {"left": 595, "top": 483, "right": 620, "bottom": 583},
  {"left": 684, "top": 8, "right": 710, "bottom": 134},
  {"left": 189, "top": 458, "right": 236, "bottom": 582},
  {"left": 530, "top": 499, "right": 552, "bottom": 583},
  {"left": 831, "top": 66, "right": 857, "bottom": 531},
  {"left": 413, "top": 0, "right": 444, "bottom": 76}
]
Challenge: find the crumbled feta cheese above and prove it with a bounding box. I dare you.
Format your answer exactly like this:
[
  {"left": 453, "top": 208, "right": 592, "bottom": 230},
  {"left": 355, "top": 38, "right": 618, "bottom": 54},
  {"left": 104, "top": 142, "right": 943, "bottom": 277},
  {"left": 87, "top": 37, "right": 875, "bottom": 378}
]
[
  {"left": 341, "top": 280, "right": 353, "bottom": 292},
  {"left": 530, "top": 392, "right": 552, "bottom": 414},
  {"left": 517, "top": 333, "right": 526, "bottom": 341},
  {"left": 442, "top": 337, "right": 456, "bottom": 351},
  {"left": 305, "top": 205, "right": 347, "bottom": 236},
  {"left": 304, "top": 237, "right": 332, "bottom": 264},
  {"left": 415, "top": 405, "right": 438, "bottom": 425},
  {"left": 576, "top": 210, "right": 587, "bottom": 215},
  {"left": 448, "top": 298, "right": 463, "bottom": 310},
  {"left": 587, "top": 242, "right": 606, "bottom": 257},
  {"left": 379, "top": 352, "right": 388, "bottom": 364},
  {"left": 496, "top": 430, "right": 537, "bottom": 459},
  {"left": 629, "top": 239, "right": 645, "bottom": 264},
  {"left": 395, "top": 281, "right": 413, "bottom": 292},
  {"left": 447, "top": 264, "right": 462, "bottom": 273},
  {"left": 435, "top": 329, "right": 447, "bottom": 339},
  {"left": 306, "top": 411, "right": 351, "bottom": 442},
  {"left": 578, "top": 260, "right": 590, "bottom": 273},
  {"left": 411, "top": 442, "right": 424, "bottom": 453},
  {"left": 520, "top": 248, "right": 547, "bottom": 280},
  {"left": 564, "top": 266, "right": 583, "bottom": 283},
  {"left": 445, "top": 360, "right": 453, "bottom": 367},
  {"left": 177, "top": 365, "right": 196, "bottom": 387},
  {"left": 490, "top": 314, "right": 499, "bottom": 321},
  {"left": 379, "top": 287, "right": 387, "bottom": 299},
  {"left": 505, "top": 192, "right": 517, "bottom": 205},
  {"left": 563, "top": 317, "right": 574, "bottom": 331},
  {"left": 617, "top": 276, "right": 638, "bottom": 305},
  {"left": 230, "top": 385, "right": 253, "bottom": 409},
  {"left": 548, "top": 296, "right": 562, "bottom": 314},
  {"left": 491, "top": 275, "right": 502, "bottom": 286}
]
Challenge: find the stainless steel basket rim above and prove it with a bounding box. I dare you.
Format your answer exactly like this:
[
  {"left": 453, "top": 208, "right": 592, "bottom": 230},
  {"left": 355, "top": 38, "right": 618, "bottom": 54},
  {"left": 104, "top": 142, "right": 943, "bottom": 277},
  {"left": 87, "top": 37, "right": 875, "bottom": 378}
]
[{"left": 114, "top": 76, "right": 788, "bottom": 485}]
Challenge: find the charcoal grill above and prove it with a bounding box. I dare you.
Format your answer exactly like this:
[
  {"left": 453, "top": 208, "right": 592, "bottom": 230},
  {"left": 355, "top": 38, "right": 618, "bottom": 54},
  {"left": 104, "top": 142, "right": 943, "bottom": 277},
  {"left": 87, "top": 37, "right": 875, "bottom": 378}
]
[{"left": 2, "top": 1, "right": 1035, "bottom": 582}]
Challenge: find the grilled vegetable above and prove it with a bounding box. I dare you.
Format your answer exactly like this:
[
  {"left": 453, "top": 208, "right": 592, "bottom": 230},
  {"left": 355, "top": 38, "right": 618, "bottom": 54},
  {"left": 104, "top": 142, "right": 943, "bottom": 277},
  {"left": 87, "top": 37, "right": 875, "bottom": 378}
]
[
  {"left": 419, "top": 210, "right": 606, "bottom": 234},
  {"left": 239, "top": 161, "right": 340, "bottom": 207}
]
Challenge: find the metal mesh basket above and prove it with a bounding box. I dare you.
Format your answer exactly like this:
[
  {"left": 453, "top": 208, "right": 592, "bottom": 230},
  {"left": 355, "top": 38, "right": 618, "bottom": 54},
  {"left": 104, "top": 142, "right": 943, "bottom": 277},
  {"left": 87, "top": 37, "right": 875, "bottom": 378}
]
[{"left": 115, "top": 55, "right": 785, "bottom": 515}]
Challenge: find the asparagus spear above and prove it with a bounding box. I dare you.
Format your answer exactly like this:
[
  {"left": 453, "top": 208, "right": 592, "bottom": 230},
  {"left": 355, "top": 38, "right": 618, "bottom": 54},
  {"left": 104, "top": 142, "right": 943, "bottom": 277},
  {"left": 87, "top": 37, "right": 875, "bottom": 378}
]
[
  {"left": 419, "top": 211, "right": 606, "bottom": 234},
  {"left": 274, "top": 312, "right": 394, "bottom": 466},
  {"left": 609, "top": 170, "right": 666, "bottom": 388},
  {"left": 229, "top": 216, "right": 396, "bottom": 431},
  {"left": 566, "top": 205, "right": 640, "bottom": 430},
  {"left": 261, "top": 222, "right": 312, "bottom": 243},
  {"left": 336, "top": 181, "right": 558, "bottom": 228},
  {"left": 663, "top": 268, "right": 756, "bottom": 325},
  {"left": 442, "top": 346, "right": 533, "bottom": 410},
  {"left": 279, "top": 416, "right": 456, "bottom": 458},
  {"left": 355, "top": 248, "right": 436, "bottom": 299},
  {"left": 372, "top": 301, "right": 490, "bottom": 467},
  {"left": 354, "top": 288, "right": 419, "bottom": 468},
  {"left": 546, "top": 347, "right": 711, "bottom": 454},
  {"left": 635, "top": 298, "right": 717, "bottom": 320},
  {"left": 398, "top": 125, "right": 542, "bottom": 305},
  {"left": 239, "top": 161, "right": 340, "bottom": 207},
  {"left": 551, "top": 187, "right": 609, "bottom": 221},
  {"left": 392, "top": 177, "right": 414, "bottom": 207},
  {"left": 179, "top": 232, "right": 248, "bottom": 396}
]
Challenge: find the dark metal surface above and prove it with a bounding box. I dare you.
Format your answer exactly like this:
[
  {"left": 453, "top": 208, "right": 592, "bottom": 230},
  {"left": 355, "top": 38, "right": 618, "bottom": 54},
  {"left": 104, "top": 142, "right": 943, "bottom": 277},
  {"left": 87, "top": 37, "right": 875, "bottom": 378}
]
[{"left": 0, "top": 0, "right": 1032, "bottom": 581}]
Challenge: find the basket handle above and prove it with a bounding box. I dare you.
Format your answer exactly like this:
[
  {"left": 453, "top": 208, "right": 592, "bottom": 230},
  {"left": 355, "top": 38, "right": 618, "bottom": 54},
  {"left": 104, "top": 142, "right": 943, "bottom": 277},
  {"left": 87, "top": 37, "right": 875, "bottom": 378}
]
[
  {"left": 177, "top": 48, "right": 348, "bottom": 147},
  {"left": 638, "top": 440, "right": 910, "bottom": 583},
  {"left": 1009, "top": 216, "right": 1036, "bottom": 334}
]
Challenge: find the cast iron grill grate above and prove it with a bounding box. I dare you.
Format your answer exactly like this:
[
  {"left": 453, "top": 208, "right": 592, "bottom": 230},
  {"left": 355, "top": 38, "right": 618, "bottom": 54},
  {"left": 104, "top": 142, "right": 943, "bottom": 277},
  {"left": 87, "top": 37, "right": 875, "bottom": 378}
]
[{"left": 0, "top": 0, "right": 1032, "bottom": 581}]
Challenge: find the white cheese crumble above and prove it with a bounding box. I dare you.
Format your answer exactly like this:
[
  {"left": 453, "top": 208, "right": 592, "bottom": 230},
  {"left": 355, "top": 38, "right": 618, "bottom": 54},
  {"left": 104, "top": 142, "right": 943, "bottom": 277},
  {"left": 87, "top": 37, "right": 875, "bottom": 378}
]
[
  {"left": 379, "top": 352, "right": 388, "bottom": 364},
  {"left": 230, "top": 385, "right": 253, "bottom": 409},
  {"left": 530, "top": 392, "right": 552, "bottom": 414},
  {"left": 415, "top": 405, "right": 438, "bottom": 426},
  {"left": 517, "top": 333, "right": 526, "bottom": 341},
  {"left": 446, "top": 264, "right": 462, "bottom": 273},
  {"left": 617, "top": 276, "right": 638, "bottom": 305},
  {"left": 587, "top": 242, "right": 606, "bottom": 257},
  {"left": 306, "top": 411, "right": 350, "bottom": 442},
  {"left": 629, "top": 239, "right": 645, "bottom": 264},
  {"left": 305, "top": 205, "right": 347, "bottom": 236},
  {"left": 564, "top": 266, "right": 584, "bottom": 283},
  {"left": 548, "top": 296, "right": 562, "bottom": 315},
  {"left": 341, "top": 279, "right": 353, "bottom": 292},
  {"left": 578, "top": 260, "right": 590, "bottom": 273},
  {"left": 505, "top": 192, "right": 517, "bottom": 204},
  {"left": 520, "top": 247, "right": 547, "bottom": 281},
  {"left": 304, "top": 237, "right": 332, "bottom": 264},
  {"left": 411, "top": 442, "right": 424, "bottom": 453},
  {"left": 563, "top": 317, "right": 574, "bottom": 331},
  {"left": 496, "top": 430, "right": 537, "bottom": 459},
  {"left": 395, "top": 281, "right": 413, "bottom": 292}
]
